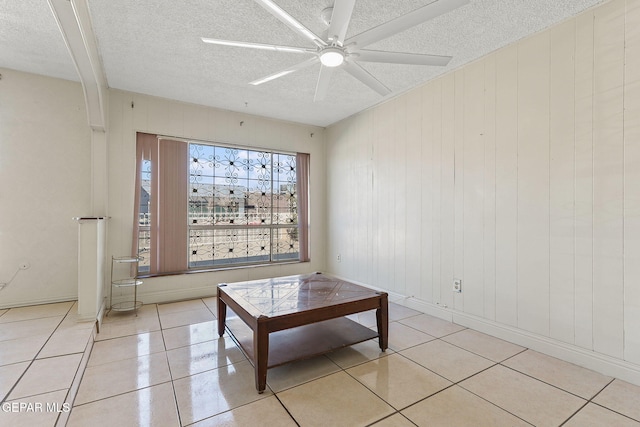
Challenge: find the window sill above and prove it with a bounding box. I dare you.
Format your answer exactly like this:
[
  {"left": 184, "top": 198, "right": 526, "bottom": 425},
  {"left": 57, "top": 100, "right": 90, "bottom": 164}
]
[{"left": 136, "top": 259, "right": 310, "bottom": 279}]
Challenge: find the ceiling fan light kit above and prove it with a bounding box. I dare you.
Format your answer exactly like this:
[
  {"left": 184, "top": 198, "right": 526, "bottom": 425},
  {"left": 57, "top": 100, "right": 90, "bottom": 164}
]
[
  {"left": 320, "top": 48, "right": 345, "bottom": 67},
  {"left": 203, "top": 0, "right": 470, "bottom": 100}
]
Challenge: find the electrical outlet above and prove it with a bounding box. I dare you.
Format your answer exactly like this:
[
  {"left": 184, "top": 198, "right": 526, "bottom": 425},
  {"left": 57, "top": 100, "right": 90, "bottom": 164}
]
[
  {"left": 337, "top": 254, "right": 341, "bottom": 263},
  {"left": 453, "top": 279, "right": 462, "bottom": 293},
  {"left": 19, "top": 261, "right": 30, "bottom": 270}
]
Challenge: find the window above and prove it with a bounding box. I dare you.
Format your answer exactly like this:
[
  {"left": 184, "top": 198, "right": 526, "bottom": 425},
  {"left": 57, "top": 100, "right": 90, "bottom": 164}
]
[{"left": 133, "top": 133, "right": 309, "bottom": 274}]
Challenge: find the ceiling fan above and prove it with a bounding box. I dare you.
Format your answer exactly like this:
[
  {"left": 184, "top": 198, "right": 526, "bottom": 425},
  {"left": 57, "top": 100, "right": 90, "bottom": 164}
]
[{"left": 202, "top": 0, "right": 469, "bottom": 101}]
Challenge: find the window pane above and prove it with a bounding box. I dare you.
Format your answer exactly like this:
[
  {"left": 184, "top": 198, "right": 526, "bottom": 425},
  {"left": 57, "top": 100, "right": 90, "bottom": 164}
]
[
  {"left": 137, "top": 159, "right": 152, "bottom": 272},
  {"left": 138, "top": 228, "right": 151, "bottom": 273},
  {"left": 273, "top": 227, "right": 299, "bottom": 261},
  {"left": 186, "top": 142, "right": 303, "bottom": 270},
  {"left": 189, "top": 228, "right": 271, "bottom": 267},
  {"left": 273, "top": 153, "right": 297, "bottom": 226},
  {"left": 189, "top": 145, "right": 215, "bottom": 226}
]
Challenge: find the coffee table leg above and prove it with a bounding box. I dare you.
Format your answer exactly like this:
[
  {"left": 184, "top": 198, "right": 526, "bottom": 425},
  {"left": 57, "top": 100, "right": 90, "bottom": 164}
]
[
  {"left": 254, "top": 317, "right": 269, "bottom": 393},
  {"left": 217, "top": 296, "right": 227, "bottom": 338},
  {"left": 376, "top": 293, "right": 388, "bottom": 351}
]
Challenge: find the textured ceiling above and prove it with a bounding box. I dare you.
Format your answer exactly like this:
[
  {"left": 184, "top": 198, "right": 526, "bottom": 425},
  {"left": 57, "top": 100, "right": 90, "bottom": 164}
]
[{"left": 1, "top": 0, "right": 605, "bottom": 127}]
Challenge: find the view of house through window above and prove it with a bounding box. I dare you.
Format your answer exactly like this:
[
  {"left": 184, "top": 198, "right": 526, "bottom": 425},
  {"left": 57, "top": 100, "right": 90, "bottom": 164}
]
[
  {"left": 187, "top": 144, "right": 299, "bottom": 268},
  {"left": 135, "top": 135, "right": 308, "bottom": 274}
]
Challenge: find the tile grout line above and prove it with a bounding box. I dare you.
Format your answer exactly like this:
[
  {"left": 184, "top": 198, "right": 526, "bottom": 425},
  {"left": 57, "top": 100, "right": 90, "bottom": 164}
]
[
  {"left": 311, "top": 314, "right": 513, "bottom": 423},
  {"left": 571, "top": 377, "right": 640, "bottom": 424},
  {"left": 0, "top": 303, "right": 76, "bottom": 404},
  {"left": 162, "top": 315, "right": 185, "bottom": 427},
  {"left": 496, "top": 355, "right": 608, "bottom": 402},
  {"left": 30, "top": 299, "right": 637, "bottom": 426},
  {"left": 272, "top": 393, "right": 301, "bottom": 427},
  {"left": 371, "top": 338, "right": 535, "bottom": 426}
]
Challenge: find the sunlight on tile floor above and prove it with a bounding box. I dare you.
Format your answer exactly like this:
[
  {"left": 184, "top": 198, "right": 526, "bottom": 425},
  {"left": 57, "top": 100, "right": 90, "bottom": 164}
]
[{"left": 1, "top": 297, "right": 640, "bottom": 426}]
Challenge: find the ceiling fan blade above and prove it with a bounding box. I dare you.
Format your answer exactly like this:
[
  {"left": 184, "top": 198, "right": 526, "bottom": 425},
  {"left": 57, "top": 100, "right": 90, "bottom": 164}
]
[
  {"left": 201, "top": 38, "right": 315, "bottom": 54},
  {"left": 356, "top": 49, "right": 452, "bottom": 66},
  {"left": 314, "top": 66, "right": 335, "bottom": 102},
  {"left": 346, "top": 0, "right": 469, "bottom": 49},
  {"left": 250, "top": 57, "right": 319, "bottom": 86},
  {"left": 254, "top": 0, "right": 326, "bottom": 47},
  {"left": 342, "top": 61, "right": 391, "bottom": 96},
  {"left": 327, "top": 0, "right": 356, "bottom": 45}
]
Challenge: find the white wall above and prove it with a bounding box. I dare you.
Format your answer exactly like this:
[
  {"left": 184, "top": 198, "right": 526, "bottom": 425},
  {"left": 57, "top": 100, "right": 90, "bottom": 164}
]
[
  {"left": 0, "top": 68, "right": 92, "bottom": 308},
  {"left": 107, "top": 90, "right": 326, "bottom": 303},
  {"left": 326, "top": 0, "right": 640, "bottom": 383}
]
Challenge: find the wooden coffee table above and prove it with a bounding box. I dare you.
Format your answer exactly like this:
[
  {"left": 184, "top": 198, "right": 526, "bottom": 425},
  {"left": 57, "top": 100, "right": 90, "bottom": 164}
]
[{"left": 217, "top": 272, "right": 388, "bottom": 393}]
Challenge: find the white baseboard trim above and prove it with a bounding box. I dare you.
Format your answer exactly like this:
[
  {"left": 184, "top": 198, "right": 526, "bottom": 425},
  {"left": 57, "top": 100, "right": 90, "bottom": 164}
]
[
  {"left": 327, "top": 273, "right": 640, "bottom": 387},
  {"left": 398, "top": 295, "right": 640, "bottom": 387},
  {"left": 95, "top": 299, "right": 106, "bottom": 331},
  {"left": 135, "top": 285, "right": 218, "bottom": 305},
  {"left": 0, "top": 294, "right": 77, "bottom": 310},
  {"left": 452, "top": 310, "right": 640, "bottom": 387}
]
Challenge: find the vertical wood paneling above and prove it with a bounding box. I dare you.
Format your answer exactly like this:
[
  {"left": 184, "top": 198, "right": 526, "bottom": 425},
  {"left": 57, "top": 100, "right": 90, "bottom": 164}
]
[
  {"left": 371, "top": 108, "right": 382, "bottom": 289},
  {"left": 419, "top": 85, "right": 433, "bottom": 301},
  {"left": 394, "top": 97, "right": 407, "bottom": 295},
  {"left": 517, "top": 32, "right": 550, "bottom": 336},
  {"left": 441, "top": 74, "right": 456, "bottom": 308},
  {"left": 574, "top": 10, "right": 595, "bottom": 350},
  {"left": 462, "top": 61, "right": 486, "bottom": 317},
  {"left": 453, "top": 70, "right": 465, "bottom": 311},
  {"left": 344, "top": 121, "right": 356, "bottom": 279},
  {"left": 364, "top": 111, "right": 376, "bottom": 287},
  {"left": 322, "top": 0, "right": 637, "bottom": 372},
  {"left": 624, "top": 0, "right": 640, "bottom": 364},
  {"left": 353, "top": 116, "right": 368, "bottom": 283},
  {"left": 406, "top": 90, "right": 423, "bottom": 299},
  {"left": 375, "top": 102, "right": 394, "bottom": 290},
  {"left": 483, "top": 55, "right": 497, "bottom": 321},
  {"left": 549, "top": 20, "right": 576, "bottom": 344},
  {"left": 432, "top": 80, "right": 443, "bottom": 305},
  {"left": 494, "top": 45, "right": 519, "bottom": 327},
  {"left": 326, "top": 121, "right": 347, "bottom": 274},
  {"left": 592, "top": 0, "right": 625, "bottom": 359}
]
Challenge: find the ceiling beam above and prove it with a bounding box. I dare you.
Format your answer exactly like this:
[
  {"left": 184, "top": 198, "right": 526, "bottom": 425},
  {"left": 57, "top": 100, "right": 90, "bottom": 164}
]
[{"left": 48, "top": 0, "right": 107, "bottom": 132}]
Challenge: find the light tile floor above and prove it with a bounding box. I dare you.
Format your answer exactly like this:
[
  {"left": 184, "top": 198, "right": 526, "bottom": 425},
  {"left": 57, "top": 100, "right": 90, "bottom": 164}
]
[
  {"left": 2, "top": 298, "right": 640, "bottom": 426},
  {"left": 0, "top": 301, "right": 94, "bottom": 426}
]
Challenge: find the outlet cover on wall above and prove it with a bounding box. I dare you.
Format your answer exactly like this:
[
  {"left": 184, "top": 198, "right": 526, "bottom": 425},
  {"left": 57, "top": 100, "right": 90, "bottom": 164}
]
[{"left": 453, "top": 279, "right": 462, "bottom": 293}]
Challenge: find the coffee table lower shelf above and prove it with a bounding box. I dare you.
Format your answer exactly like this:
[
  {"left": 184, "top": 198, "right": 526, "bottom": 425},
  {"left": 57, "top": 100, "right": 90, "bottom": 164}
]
[{"left": 225, "top": 315, "right": 379, "bottom": 369}]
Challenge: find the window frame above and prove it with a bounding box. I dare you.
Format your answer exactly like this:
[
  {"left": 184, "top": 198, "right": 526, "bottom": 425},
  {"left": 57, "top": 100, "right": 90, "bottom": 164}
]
[{"left": 134, "top": 133, "right": 309, "bottom": 276}]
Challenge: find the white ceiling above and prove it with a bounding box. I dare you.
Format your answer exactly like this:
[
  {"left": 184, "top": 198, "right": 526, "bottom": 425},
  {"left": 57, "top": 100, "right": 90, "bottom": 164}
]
[{"left": 1, "top": 0, "right": 605, "bottom": 127}]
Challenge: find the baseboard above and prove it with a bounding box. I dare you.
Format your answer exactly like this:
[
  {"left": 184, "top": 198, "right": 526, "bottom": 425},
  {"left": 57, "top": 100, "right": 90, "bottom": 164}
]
[
  {"left": 135, "top": 285, "right": 217, "bottom": 305},
  {"left": 451, "top": 309, "right": 640, "bottom": 387},
  {"left": 400, "top": 295, "right": 640, "bottom": 387},
  {"left": 95, "top": 299, "right": 106, "bottom": 332},
  {"left": 327, "top": 273, "right": 640, "bottom": 387},
  {"left": 0, "top": 295, "right": 77, "bottom": 310}
]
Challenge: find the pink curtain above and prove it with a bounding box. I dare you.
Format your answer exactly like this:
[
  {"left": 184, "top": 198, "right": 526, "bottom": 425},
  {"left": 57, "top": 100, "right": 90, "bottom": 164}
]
[
  {"left": 157, "top": 138, "right": 189, "bottom": 273},
  {"left": 296, "top": 153, "right": 310, "bottom": 262},
  {"left": 133, "top": 134, "right": 188, "bottom": 274},
  {"left": 134, "top": 135, "right": 307, "bottom": 271}
]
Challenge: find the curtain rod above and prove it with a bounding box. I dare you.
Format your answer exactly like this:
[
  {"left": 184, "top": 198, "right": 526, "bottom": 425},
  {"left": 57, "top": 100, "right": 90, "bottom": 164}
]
[{"left": 155, "top": 134, "right": 299, "bottom": 156}]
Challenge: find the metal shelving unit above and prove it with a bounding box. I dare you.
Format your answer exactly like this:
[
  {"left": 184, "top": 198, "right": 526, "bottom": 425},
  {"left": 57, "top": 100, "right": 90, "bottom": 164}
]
[{"left": 109, "top": 256, "right": 143, "bottom": 315}]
